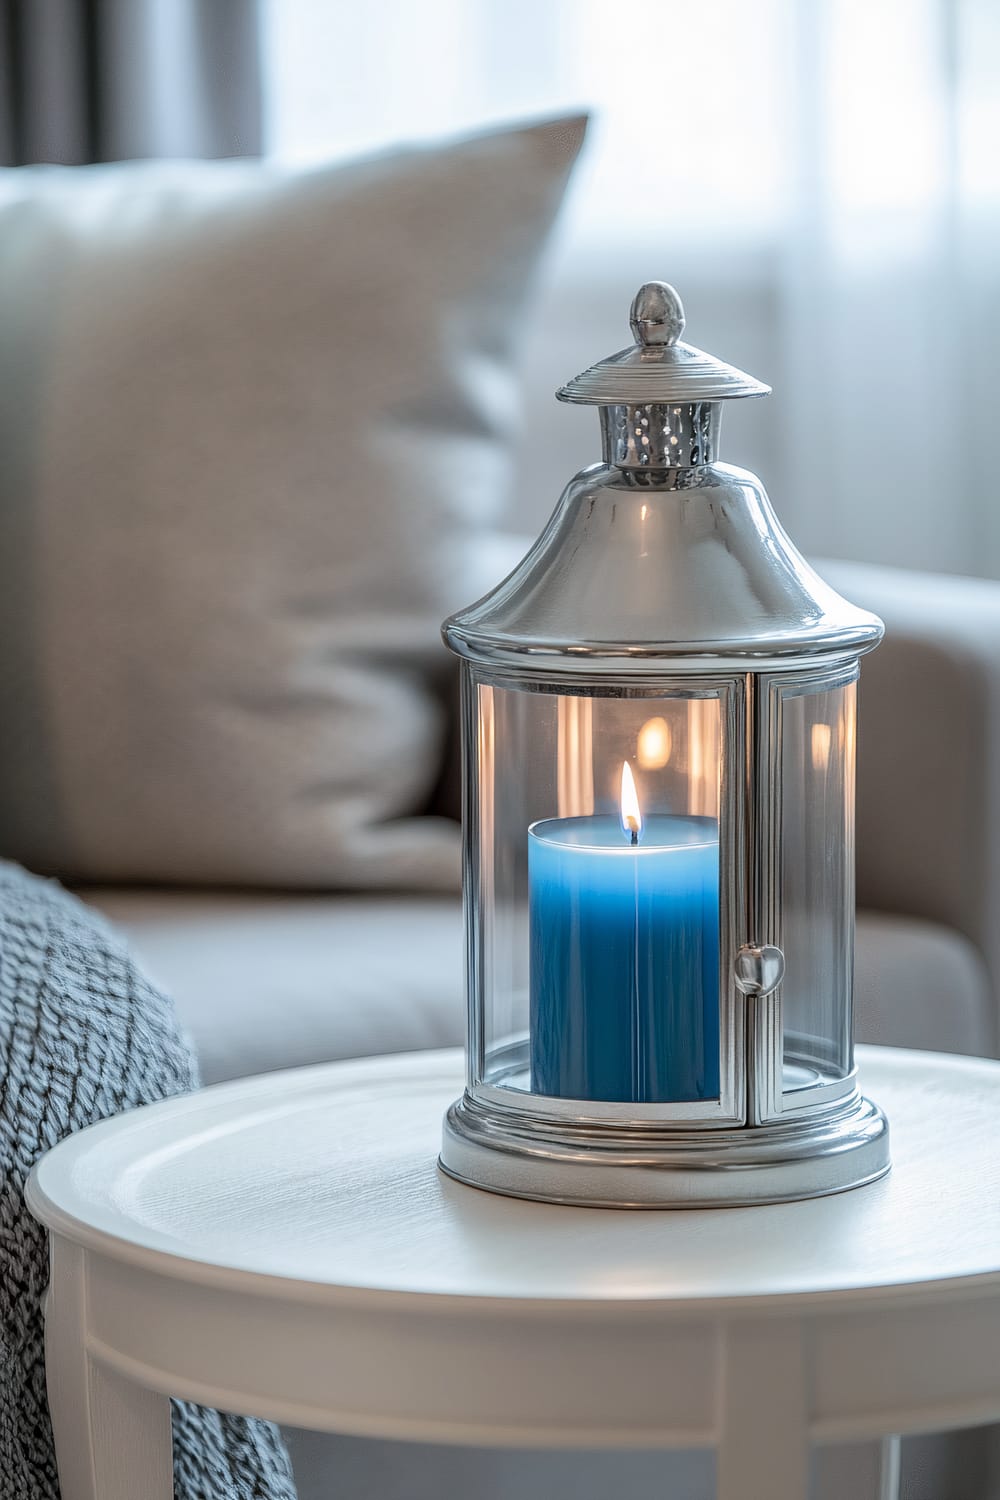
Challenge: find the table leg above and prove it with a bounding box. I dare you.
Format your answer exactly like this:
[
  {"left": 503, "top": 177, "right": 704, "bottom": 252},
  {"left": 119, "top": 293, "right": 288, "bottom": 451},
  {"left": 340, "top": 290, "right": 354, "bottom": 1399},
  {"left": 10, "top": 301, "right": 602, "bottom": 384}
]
[
  {"left": 877, "top": 1435, "right": 901, "bottom": 1500},
  {"left": 44, "top": 1236, "right": 173, "bottom": 1500},
  {"left": 717, "top": 1320, "right": 809, "bottom": 1500}
]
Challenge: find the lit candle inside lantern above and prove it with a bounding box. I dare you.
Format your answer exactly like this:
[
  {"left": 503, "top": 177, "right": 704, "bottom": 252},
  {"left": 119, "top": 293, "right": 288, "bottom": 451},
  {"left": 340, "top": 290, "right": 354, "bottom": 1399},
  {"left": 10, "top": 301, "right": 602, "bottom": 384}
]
[{"left": 528, "top": 763, "right": 720, "bottom": 1103}]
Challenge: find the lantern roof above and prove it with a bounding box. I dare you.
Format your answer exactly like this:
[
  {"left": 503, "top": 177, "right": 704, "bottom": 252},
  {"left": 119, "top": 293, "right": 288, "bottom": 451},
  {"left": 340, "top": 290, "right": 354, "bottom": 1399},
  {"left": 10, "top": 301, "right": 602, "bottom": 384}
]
[
  {"left": 557, "top": 282, "right": 770, "bottom": 406},
  {"left": 443, "top": 282, "right": 883, "bottom": 677},
  {"left": 444, "top": 468, "right": 883, "bottom": 676}
]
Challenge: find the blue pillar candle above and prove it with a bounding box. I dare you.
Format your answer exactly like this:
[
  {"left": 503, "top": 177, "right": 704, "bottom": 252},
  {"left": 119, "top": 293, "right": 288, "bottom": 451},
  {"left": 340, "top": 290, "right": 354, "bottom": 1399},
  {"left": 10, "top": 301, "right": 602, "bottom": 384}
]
[{"left": 528, "top": 810, "right": 720, "bottom": 1103}]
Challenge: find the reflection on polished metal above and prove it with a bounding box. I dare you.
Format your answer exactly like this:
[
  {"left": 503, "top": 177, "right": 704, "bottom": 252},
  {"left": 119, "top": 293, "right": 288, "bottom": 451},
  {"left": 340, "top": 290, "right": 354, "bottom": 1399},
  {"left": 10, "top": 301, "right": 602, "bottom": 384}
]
[
  {"left": 443, "top": 461, "right": 883, "bottom": 678},
  {"left": 441, "top": 1088, "right": 889, "bottom": 1209},
  {"left": 440, "top": 282, "right": 890, "bottom": 1208},
  {"left": 599, "top": 402, "right": 721, "bottom": 468}
]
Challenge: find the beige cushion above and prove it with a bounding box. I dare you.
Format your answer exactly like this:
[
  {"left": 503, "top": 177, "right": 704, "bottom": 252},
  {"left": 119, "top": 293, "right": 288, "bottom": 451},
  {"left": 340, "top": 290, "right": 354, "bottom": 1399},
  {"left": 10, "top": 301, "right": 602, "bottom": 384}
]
[
  {"left": 87, "top": 888, "right": 466, "bottom": 1085},
  {"left": 854, "top": 910, "right": 992, "bottom": 1056},
  {"left": 82, "top": 890, "right": 992, "bottom": 1085},
  {"left": 0, "top": 117, "right": 584, "bottom": 888}
]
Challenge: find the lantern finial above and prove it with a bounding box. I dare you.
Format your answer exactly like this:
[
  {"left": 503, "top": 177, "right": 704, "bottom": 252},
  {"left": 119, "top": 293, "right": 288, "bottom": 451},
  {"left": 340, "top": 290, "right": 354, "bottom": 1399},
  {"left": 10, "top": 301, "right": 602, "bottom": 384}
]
[
  {"left": 629, "top": 281, "right": 685, "bottom": 347},
  {"left": 557, "top": 278, "right": 770, "bottom": 405}
]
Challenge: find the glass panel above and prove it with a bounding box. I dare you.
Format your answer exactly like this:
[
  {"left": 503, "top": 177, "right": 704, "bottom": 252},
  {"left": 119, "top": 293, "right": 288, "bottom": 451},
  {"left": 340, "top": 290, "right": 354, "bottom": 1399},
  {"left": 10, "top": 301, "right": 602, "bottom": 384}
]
[
  {"left": 470, "top": 679, "right": 725, "bottom": 1106},
  {"left": 777, "top": 677, "right": 856, "bottom": 1096}
]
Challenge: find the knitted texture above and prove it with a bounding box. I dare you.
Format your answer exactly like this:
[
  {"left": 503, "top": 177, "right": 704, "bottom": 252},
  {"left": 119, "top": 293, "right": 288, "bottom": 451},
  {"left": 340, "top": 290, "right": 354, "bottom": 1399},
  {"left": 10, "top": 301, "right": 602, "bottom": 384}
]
[{"left": 0, "top": 861, "right": 298, "bottom": 1499}]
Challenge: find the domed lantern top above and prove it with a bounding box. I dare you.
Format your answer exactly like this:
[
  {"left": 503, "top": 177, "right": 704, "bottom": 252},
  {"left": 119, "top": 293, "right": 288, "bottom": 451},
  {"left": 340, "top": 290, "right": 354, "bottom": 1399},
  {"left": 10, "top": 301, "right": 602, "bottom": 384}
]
[
  {"left": 558, "top": 280, "right": 769, "bottom": 403},
  {"left": 444, "top": 281, "right": 882, "bottom": 677},
  {"left": 439, "top": 282, "right": 890, "bottom": 1210}
]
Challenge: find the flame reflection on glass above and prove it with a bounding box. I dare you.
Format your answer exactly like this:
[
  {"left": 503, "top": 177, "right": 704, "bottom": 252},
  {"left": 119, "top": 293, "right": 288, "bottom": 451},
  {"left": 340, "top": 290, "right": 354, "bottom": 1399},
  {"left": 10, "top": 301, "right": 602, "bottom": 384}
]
[
  {"left": 637, "top": 715, "right": 672, "bottom": 770},
  {"left": 811, "top": 721, "right": 833, "bottom": 771}
]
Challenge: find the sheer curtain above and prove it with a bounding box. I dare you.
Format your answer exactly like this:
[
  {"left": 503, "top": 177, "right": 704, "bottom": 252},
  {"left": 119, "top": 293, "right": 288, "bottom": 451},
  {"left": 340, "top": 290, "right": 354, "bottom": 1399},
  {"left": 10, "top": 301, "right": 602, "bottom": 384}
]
[
  {"left": 262, "top": 0, "right": 1000, "bottom": 578},
  {"left": 0, "top": 0, "right": 260, "bottom": 164},
  {"left": 778, "top": 0, "right": 999, "bottom": 575}
]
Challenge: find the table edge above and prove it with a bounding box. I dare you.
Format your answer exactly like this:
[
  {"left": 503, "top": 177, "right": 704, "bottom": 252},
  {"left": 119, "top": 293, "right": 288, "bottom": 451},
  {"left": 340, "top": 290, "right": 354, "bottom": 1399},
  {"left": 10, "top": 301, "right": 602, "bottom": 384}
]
[{"left": 25, "top": 1044, "right": 1000, "bottom": 1317}]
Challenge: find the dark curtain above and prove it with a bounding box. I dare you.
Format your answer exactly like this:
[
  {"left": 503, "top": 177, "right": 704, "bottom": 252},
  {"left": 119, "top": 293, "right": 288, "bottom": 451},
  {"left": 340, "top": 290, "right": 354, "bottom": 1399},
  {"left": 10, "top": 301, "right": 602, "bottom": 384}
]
[{"left": 0, "top": 0, "right": 261, "bottom": 165}]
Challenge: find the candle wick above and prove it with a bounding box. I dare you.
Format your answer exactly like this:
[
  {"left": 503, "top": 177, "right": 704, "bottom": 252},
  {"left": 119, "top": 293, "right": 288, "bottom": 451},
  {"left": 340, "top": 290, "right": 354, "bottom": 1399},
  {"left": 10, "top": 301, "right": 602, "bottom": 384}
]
[{"left": 630, "top": 828, "right": 638, "bottom": 846}]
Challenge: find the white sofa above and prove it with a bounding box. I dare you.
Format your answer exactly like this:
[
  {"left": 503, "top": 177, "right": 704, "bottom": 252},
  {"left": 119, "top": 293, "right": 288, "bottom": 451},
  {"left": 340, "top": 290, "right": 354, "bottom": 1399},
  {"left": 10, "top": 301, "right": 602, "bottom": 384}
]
[{"left": 82, "top": 553, "right": 1000, "bottom": 1500}]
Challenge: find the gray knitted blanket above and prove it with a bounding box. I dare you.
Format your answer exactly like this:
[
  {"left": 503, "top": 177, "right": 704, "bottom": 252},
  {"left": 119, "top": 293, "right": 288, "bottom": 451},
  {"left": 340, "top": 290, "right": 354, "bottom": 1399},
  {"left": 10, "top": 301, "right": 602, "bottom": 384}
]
[{"left": 0, "top": 862, "right": 298, "bottom": 1499}]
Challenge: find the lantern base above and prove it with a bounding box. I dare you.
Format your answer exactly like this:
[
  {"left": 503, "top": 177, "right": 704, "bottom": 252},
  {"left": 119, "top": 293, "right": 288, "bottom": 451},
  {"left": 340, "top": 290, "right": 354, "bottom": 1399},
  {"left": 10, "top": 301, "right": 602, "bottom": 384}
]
[{"left": 439, "top": 1089, "right": 890, "bottom": 1208}]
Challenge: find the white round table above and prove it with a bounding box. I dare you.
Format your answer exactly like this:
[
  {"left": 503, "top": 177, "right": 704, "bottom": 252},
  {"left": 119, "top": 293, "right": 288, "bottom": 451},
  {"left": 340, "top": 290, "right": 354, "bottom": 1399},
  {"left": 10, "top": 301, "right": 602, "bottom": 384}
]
[{"left": 26, "top": 1045, "right": 1000, "bottom": 1500}]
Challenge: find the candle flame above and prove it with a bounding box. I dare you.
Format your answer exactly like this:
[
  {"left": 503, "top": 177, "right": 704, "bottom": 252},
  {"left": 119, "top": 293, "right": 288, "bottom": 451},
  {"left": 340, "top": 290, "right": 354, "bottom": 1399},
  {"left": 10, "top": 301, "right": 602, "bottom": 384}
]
[{"left": 620, "top": 761, "right": 643, "bottom": 844}]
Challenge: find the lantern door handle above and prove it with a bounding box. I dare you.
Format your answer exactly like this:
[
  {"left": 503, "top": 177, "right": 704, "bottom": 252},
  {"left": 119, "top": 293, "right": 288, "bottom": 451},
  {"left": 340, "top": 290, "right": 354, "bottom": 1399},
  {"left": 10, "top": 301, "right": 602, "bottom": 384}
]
[{"left": 733, "top": 944, "right": 785, "bottom": 998}]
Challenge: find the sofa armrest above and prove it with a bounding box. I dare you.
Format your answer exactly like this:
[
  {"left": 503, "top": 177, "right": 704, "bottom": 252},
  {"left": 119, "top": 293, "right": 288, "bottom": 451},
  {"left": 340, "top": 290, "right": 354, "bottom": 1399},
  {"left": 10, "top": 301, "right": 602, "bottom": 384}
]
[{"left": 821, "top": 559, "right": 1000, "bottom": 1049}]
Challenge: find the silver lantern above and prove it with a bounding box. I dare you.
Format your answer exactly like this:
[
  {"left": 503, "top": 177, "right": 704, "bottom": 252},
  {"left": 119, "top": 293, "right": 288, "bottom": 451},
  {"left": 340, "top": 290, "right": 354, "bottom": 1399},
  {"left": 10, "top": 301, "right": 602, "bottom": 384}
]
[{"left": 438, "top": 282, "right": 890, "bottom": 1208}]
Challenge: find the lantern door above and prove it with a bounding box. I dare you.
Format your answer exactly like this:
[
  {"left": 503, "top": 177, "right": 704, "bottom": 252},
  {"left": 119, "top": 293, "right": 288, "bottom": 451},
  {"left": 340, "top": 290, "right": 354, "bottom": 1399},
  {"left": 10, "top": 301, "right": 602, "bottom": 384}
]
[
  {"left": 749, "top": 664, "right": 859, "bottom": 1122},
  {"left": 462, "top": 664, "right": 748, "bottom": 1126}
]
